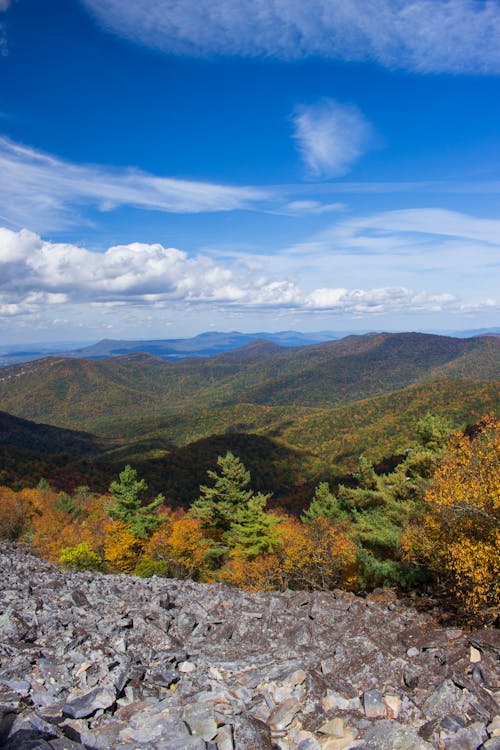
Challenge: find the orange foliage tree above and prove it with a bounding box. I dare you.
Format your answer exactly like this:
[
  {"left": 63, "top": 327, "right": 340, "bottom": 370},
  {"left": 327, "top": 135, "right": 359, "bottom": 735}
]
[
  {"left": 0, "top": 486, "right": 33, "bottom": 540},
  {"left": 402, "top": 416, "right": 500, "bottom": 614},
  {"left": 219, "top": 515, "right": 357, "bottom": 592},
  {"left": 146, "top": 512, "right": 210, "bottom": 579},
  {"left": 218, "top": 550, "right": 282, "bottom": 591},
  {"left": 276, "top": 517, "right": 358, "bottom": 591}
]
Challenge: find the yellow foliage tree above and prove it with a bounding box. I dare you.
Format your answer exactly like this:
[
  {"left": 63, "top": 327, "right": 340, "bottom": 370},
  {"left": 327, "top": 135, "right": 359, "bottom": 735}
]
[
  {"left": 277, "top": 517, "right": 358, "bottom": 591},
  {"left": 219, "top": 515, "right": 357, "bottom": 592},
  {"left": 104, "top": 520, "right": 144, "bottom": 573},
  {"left": 402, "top": 415, "right": 500, "bottom": 614},
  {"left": 145, "top": 513, "right": 210, "bottom": 579},
  {"left": 218, "top": 550, "right": 282, "bottom": 591}
]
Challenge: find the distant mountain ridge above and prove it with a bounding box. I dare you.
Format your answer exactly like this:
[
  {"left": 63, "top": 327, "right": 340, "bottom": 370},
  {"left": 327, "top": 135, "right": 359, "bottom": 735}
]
[
  {"left": 2, "top": 327, "right": 498, "bottom": 367},
  {"left": 0, "top": 332, "right": 497, "bottom": 431},
  {"left": 0, "top": 330, "right": 498, "bottom": 495},
  {"left": 67, "top": 330, "right": 342, "bottom": 360}
]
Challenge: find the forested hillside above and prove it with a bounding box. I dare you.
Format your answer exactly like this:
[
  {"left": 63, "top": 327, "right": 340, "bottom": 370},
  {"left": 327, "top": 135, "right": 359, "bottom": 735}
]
[{"left": 0, "top": 333, "right": 498, "bottom": 495}]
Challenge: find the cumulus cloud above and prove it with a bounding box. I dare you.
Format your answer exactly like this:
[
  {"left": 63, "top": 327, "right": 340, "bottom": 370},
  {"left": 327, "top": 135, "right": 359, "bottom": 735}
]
[
  {"left": 81, "top": 0, "right": 500, "bottom": 75},
  {"left": 0, "top": 137, "right": 270, "bottom": 231},
  {"left": 305, "top": 287, "right": 457, "bottom": 314},
  {"left": 0, "top": 226, "right": 495, "bottom": 324},
  {"left": 0, "top": 227, "right": 302, "bottom": 316},
  {"left": 292, "top": 99, "right": 373, "bottom": 178}
]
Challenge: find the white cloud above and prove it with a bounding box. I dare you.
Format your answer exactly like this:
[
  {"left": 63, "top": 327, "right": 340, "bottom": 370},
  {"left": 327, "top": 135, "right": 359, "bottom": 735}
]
[
  {"left": 0, "top": 226, "right": 496, "bottom": 325},
  {"left": 292, "top": 99, "right": 373, "bottom": 178},
  {"left": 81, "top": 0, "right": 500, "bottom": 75},
  {"left": 285, "top": 207, "right": 500, "bottom": 260},
  {"left": 306, "top": 287, "right": 457, "bottom": 313},
  {"left": 279, "top": 200, "right": 346, "bottom": 215},
  {"left": 0, "top": 227, "right": 302, "bottom": 314},
  {"left": 353, "top": 208, "right": 500, "bottom": 245},
  {"left": 0, "top": 2, "right": 12, "bottom": 10},
  {"left": 0, "top": 136, "right": 270, "bottom": 231}
]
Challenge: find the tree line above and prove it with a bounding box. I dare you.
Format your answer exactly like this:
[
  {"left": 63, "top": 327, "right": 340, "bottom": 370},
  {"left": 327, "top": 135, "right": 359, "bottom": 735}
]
[{"left": 1, "top": 414, "right": 498, "bottom": 618}]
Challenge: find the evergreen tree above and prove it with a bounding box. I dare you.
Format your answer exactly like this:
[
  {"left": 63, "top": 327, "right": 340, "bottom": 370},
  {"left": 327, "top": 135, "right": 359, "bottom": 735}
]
[
  {"left": 415, "top": 413, "right": 452, "bottom": 452},
  {"left": 354, "top": 454, "right": 380, "bottom": 491},
  {"left": 301, "top": 482, "right": 345, "bottom": 524},
  {"left": 336, "top": 416, "right": 453, "bottom": 588},
  {"left": 108, "top": 464, "right": 164, "bottom": 539},
  {"left": 190, "top": 452, "right": 254, "bottom": 533},
  {"left": 225, "top": 493, "right": 281, "bottom": 558}
]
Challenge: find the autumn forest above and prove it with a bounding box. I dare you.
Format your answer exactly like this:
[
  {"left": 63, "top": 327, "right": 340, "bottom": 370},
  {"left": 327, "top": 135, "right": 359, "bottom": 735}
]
[{"left": 0, "top": 332, "right": 499, "bottom": 620}]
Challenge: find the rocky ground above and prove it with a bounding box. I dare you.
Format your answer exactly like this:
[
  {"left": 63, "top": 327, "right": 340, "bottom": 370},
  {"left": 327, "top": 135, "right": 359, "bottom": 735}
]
[{"left": 0, "top": 543, "right": 498, "bottom": 750}]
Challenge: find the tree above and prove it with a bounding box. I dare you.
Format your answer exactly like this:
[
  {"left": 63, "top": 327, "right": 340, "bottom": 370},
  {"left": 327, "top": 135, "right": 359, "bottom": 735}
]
[
  {"left": 415, "top": 413, "right": 452, "bottom": 452},
  {"left": 190, "top": 452, "right": 258, "bottom": 533},
  {"left": 145, "top": 512, "right": 210, "bottom": 579},
  {"left": 402, "top": 416, "right": 500, "bottom": 614},
  {"left": 225, "top": 493, "right": 281, "bottom": 558},
  {"left": 60, "top": 542, "right": 103, "bottom": 571},
  {"left": 0, "top": 486, "right": 32, "bottom": 540},
  {"left": 301, "top": 482, "right": 345, "bottom": 524},
  {"left": 104, "top": 520, "right": 144, "bottom": 573},
  {"left": 273, "top": 516, "right": 357, "bottom": 591},
  {"left": 107, "top": 465, "right": 164, "bottom": 539}
]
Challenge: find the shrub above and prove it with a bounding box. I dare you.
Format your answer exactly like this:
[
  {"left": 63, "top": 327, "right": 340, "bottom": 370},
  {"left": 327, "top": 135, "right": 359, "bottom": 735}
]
[
  {"left": 134, "top": 558, "right": 170, "bottom": 577},
  {"left": 59, "top": 542, "right": 103, "bottom": 571}
]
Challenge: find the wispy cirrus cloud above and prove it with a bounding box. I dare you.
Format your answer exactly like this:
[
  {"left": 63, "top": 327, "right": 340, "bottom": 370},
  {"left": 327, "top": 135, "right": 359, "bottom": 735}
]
[
  {"left": 81, "top": 0, "right": 500, "bottom": 75},
  {"left": 0, "top": 226, "right": 495, "bottom": 324},
  {"left": 5, "top": 134, "right": 500, "bottom": 233},
  {"left": 277, "top": 200, "right": 346, "bottom": 216},
  {"left": 0, "top": 136, "right": 270, "bottom": 232},
  {"left": 292, "top": 99, "right": 374, "bottom": 178}
]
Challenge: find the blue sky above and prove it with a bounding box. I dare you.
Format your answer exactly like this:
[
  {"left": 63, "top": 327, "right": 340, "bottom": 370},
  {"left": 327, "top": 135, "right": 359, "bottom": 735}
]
[{"left": 0, "top": 0, "right": 499, "bottom": 342}]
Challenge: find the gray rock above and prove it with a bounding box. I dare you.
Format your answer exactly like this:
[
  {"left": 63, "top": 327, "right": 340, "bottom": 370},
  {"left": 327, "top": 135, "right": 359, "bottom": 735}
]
[
  {"left": 363, "top": 689, "right": 386, "bottom": 719},
  {"left": 362, "top": 719, "right": 433, "bottom": 749},
  {"left": 232, "top": 715, "right": 272, "bottom": 749},
  {"left": 182, "top": 702, "right": 218, "bottom": 741},
  {"left": 444, "top": 721, "right": 487, "bottom": 749},
  {"left": 1, "top": 542, "right": 499, "bottom": 750},
  {"left": 62, "top": 686, "right": 116, "bottom": 718},
  {"left": 422, "top": 680, "right": 467, "bottom": 720},
  {"left": 267, "top": 695, "right": 300, "bottom": 730}
]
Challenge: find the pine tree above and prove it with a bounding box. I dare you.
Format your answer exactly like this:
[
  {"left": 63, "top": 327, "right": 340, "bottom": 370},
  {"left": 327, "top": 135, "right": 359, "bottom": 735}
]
[
  {"left": 190, "top": 452, "right": 254, "bottom": 533},
  {"left": 301, "top": 482, "right": 345, "bottom": 524},
  {"left": 225, "top": 493, "right": 281, "bottom": 558},
  {"left": 107, "top": 465, "right": 164, "bottom": 539}
]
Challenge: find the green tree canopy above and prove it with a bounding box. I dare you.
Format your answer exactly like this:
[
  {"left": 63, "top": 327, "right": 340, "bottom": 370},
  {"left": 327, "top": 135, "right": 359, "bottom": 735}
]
[
  {"left": 225, "top": 493, "right": 281, "bottom": 559},
  {"left": 189, "top": 451, "right": 280, "bottom": 560},
  {"left": 108, "top": 464, "right": 164, "bottom": 539},
  {"left": 190, "top": 451, "right": 255, "bottom": 533},
  {"left": 302, "top": 482, "right": 345, "bottom": 524}
]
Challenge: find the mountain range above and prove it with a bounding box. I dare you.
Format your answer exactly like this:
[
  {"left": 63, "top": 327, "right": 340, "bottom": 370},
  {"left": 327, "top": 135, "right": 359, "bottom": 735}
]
[
  {"left": 1, "top": 327, "right": 499, "bottom": 366},
  {"left": 0, "top": 331, "right": 498, "bottom": 501}
]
